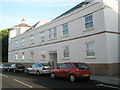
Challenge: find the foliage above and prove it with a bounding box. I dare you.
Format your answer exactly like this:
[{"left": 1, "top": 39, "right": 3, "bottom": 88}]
[{"left": 0, "top": 29, "right": 9, "bottom": 62}]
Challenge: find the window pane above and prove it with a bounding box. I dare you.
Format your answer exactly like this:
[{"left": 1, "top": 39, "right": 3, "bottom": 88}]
[
  {"left": 63, "top": 46, "right": 69, "bottom": 57},
  {"left": 63, "top": 24, "right": 68, "bottom": 35},
  {"left": 85, "top": 15, "right": 93, "bottom": 29},
  {"left": 86, "top": 42, "right": 95, "bottom": 56},
  {"left": 41, "top": 50, "right": 45, "bottom": 59}
]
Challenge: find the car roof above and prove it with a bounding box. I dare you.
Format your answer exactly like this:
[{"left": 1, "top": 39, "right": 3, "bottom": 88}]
[{"left": 64, "top": 62, "right": 86, "bottom": 64}]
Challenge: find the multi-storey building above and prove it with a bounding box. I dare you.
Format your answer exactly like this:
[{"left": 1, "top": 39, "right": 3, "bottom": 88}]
[{"left": 8, "top": 0, "right": 119, "bottom": 75}]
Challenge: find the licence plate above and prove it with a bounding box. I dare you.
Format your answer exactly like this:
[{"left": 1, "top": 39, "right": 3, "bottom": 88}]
[
  {"left": 47, "top": 68, "right": 51, "bottom": 70},
  {"left": 19, "top": 69, "right": 23, "bottom": 70},
  {"left": 83, "top": 74, "right": 89, "bottom": 77}
]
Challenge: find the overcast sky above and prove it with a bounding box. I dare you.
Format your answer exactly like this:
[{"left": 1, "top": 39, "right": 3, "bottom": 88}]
[{"left": 0, "top": 0, "right": 84, "bottom": 30}]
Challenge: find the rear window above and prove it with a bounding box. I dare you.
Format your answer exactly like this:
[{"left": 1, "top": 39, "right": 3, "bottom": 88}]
[{"left": 75, "top": 63, "right": 89, "bottom": 69}]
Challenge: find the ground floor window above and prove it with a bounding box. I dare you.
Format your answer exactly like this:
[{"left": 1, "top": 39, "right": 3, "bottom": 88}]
[
  {"left": 41, "top": 50, "right": 45, "bottom": 59},
  {"left": 15, "top": 53, "right": 18, "bottom": 60},
  {"left": 86, "top": 41, "right": 95, "bottom": 57},
  {"left": 63, "top": 46, "right": 69, "bottom": 58},
  {"left": 30, "top": 51, "right": 34, "bottom": 59},
  {"left": 22, "top": 52, "right": 25, "bottom": 60}
]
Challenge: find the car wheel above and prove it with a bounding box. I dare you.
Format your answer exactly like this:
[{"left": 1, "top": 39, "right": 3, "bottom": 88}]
[
  {"left": 51, "top": 73, "right": 56, "bottom": 79},
  {"left": 26, "top": 70, "right": 30, "bottom": 75},
  {"left": 13, "top": 69, "right": 16, "bottom": 72},
  {"left": 69, "top": 74, "right": 76, "bottom": 82},
  {"left": 36, "top": 71, "right": 40, "bottom": 76}
]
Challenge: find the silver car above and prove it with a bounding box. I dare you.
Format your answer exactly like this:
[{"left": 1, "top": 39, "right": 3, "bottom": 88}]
[{"left": 26, "top": 63, "right": 53, "bottom": 76}]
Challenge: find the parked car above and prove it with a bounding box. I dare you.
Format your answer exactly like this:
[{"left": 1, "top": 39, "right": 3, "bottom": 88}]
[
  {"left": 8, "top": 63, "right": 25, "bottom": 72},
  {"left": 0, "top": 64, "right": 11, "bottom": 71},
  {"left": 26, "top": 63, "right": 53, "bottom": 76},
  {"left": 51, "top": 62, "right": 91, "bottom": 82}
]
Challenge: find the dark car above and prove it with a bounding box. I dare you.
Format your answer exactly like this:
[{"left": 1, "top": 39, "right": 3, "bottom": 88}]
[
  {"left": 8, "top": 64, "right": 25, "bottom": 72},
  {"left": 0, "top": 64, "right": 11, "bottom": 71},
  {"left": 51, "top": 62, "right": 91, "bottom": 82}
]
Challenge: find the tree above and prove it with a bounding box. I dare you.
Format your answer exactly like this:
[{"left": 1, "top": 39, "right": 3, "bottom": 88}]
[{"left": 0, "top": 29, "right": 9, "bottom": 62}]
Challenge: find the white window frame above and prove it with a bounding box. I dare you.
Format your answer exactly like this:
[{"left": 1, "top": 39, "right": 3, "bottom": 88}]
[
  {"left": 85, "top": 41, "right": 95, "bottom": 57},
  {"left": 15, "top": 53, "right": 18, "bottom": 60},
  {"left": 63, "top": 46, "right": 70, "bottom": 59},
  {"left": 40, "top": 50, "right": 46, "bottom": 59},
  {"left": 22, "top": 52, "right": 25, "bottom": 60},
  {"left": 15, "top": 40, "right": 18, "bottom": 48},
  {"left": 40, "top": 32, "right": 45, "bottom": 42},
  {"left": 62, "top": 24, "right": 69, "bottom": 36},
  {"left": 49, "top": 29, "right": 52, "bottom": 40},
  {"left": 30, "top": 51, "right": 34, "bottom": 59},
  {"left": 85, "top": 14, "right": 93, "bottom": 30},
  {"left": 53, "top": 27, "right": 57, "bottom": 38},
  {"left": 22, "top": 38, "right": 24, "bottom": 47},
  {"left": 30, "top": 35, "right": 34, "bottom": 44}
]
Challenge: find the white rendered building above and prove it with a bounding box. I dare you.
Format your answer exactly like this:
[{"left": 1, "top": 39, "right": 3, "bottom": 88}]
[{"left": 8, "top": 0, "right": 119, "bottom": 75}]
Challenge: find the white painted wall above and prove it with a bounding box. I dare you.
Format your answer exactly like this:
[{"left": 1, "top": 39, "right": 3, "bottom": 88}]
[{"left": 8, "top": 0, "right": 119, "bottom": 65}]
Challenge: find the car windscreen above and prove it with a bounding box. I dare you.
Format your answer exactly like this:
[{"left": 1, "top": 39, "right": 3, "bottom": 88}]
[
  {"left": 41, "top": 63, "right": 51, "bottom": 66},
  {"left": 75, "top": 63, "right": 89, "bottom": 69},
  {"left": 16, "top": 64, "right": 24, "bottom": 67}
]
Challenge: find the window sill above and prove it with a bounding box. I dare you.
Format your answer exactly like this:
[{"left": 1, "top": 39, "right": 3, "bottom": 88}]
[
  {"left": 48, "top": 38, "right": 57, "bottom": 41},
  {"left": 83, "top": 28, "right": 94, "bottom": 32},
  {"left": 62, "top": 57, "right": 70, "bottom": 60},
  {"left": 40, "top": 58, "right": 46, "bottom": 60},
  {"left": 85, "top": 56, "right": 96, "bottom": 59},
  {"left": 61, "top": 34, "right": 69, "bottom": 38},
  {"left": 40, "top": 41, "right": 45, "bottom": 43}
]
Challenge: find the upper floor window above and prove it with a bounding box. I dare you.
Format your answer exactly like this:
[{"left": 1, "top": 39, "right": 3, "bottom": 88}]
[
  {"left": 40, "top": 32, "right": 45, "bottom": 42},
  {"left": 30, "top": 35, "right": 34, "bottom": 44},
  {"left": 22, "top": 38, "right": 24, "bottom": 47},
  {"left": 15, "top": 40, "right": 18, "bottom": 48},
  {"left": 63, "top": 24, "right": 68, "bottom": 36},
  {"left": 86, "top": 41, "right": 95, "bottom": 57},
  {"left": 85, "top": 15, "right": 93, "bottom": 29},
  {"left": 63, "top": 46, "right": 69, "bottom": 58},
  {"left": 49, "top": 29, "right": 52, "bottom": 40},
  {"left": 53, "top": 27, "right": 57, "bottom": 38}
]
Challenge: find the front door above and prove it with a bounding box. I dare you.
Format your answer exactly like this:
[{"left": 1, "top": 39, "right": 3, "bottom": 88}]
[{"left": 49, "top": 51, "right": 57, "bottom": 68}]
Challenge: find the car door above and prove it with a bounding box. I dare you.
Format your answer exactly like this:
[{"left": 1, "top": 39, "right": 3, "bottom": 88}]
[
  {"left": 56, "top": 63, "right": 66, "bottom": 77},
  {"left": 28, "top": 64, "right": 36, "bottom": 74},
  {"left": 65, "top": 63, "right": 74, "bottom": 77}
]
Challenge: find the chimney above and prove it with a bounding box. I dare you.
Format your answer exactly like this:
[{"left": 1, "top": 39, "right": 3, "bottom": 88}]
[{"left": 21, "top": 19, "right": 26, "bottom": 24}]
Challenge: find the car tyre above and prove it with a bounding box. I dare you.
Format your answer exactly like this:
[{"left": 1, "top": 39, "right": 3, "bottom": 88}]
[
  {"left": 36, "top": 71, "right": 40, "bottom": 76},
  {"left": 26, "top": 70, "right": 30, "bottom": 75},
  {"left": 13, "top": 69, "right": 16, "bottom": 72},
  {"left": 51, "top": 73, "right": 56, "bottom": 79},
  {"left": 69, "top": 74, "right": 76, "bottom": 82}
]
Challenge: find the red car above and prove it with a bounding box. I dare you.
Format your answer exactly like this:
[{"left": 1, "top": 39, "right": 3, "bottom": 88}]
[{"left": 51, "top": 62, "right": 91, "bottom": 82}]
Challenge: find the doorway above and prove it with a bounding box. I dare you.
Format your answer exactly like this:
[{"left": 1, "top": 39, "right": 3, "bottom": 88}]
[{"left": 49, "top": 51, "right": 57, "bottom": 68}]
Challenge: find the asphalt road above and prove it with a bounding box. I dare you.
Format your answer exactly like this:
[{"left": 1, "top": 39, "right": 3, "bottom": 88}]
[{"left": 0, "top": 71, "right": 117, "bottom": 89}]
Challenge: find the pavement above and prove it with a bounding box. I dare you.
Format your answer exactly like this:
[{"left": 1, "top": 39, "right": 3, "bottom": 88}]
[{"left": 91, "top": 75, "right": 120, "bottom": 87}]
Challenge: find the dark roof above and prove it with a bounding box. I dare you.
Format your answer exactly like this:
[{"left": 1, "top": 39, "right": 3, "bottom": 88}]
[
  {"left": 32, "top": 21, "right": 40, "bottom": 28},
  {"left": 53, "top": 1, "right": 90, "bottom": 20},
  {"left": 13, "top": 23, "right": 31, "bottom": 27}
]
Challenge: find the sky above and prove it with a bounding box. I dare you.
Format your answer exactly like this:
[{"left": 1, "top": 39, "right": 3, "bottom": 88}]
[{"left": 0, "top": 0, "right": 84, "bottom": 30}]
